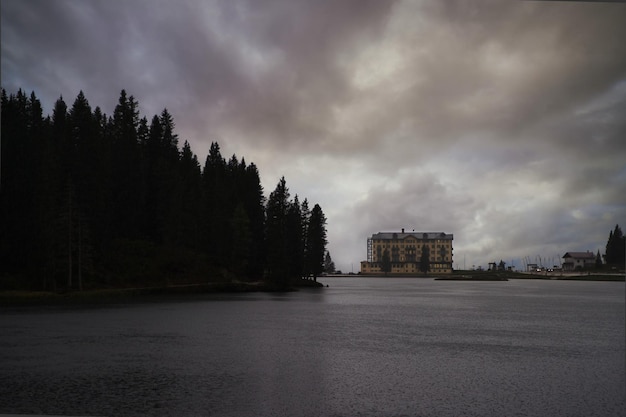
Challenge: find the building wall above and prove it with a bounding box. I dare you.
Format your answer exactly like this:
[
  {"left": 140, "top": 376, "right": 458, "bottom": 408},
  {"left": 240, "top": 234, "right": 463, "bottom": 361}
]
[
  {"left": 361, "top": 231, "right": 453, "bottom": 275},
  {"left": 562, "top": 257, "right": 596, "bottom": 271}
]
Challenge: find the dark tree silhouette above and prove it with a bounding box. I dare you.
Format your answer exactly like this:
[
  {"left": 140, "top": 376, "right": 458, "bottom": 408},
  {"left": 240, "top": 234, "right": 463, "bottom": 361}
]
[
  {"left": 324, "top": 251, "right": 336, "bottom": 274},
  {"left": 381, "top": 249, "right": 391, "bottom": 276},
  {"left": 286, "top": 195, "right": 304, "bottom": 280},
  {"left": 420, "top": 245, "right": 430, "bottom": 275},
  {"left": 265, "top": 177, "right": 291, "bottom": 288},
  {"left": 0, "top": 88, "right": 328, "bottom": 291},
  {"left": 229, "top": 203, "right": 252, "bottom": 278},
  {"left": 605, "top": 224, "right": 625, "bottom": 268},
  {"left": 307, "top": 204, "right": 327, "bottom": 281}
]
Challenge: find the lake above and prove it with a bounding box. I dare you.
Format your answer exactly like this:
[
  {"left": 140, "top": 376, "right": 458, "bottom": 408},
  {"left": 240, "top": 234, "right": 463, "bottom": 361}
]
[{"left": 1, "top": 277, "right": 624, "bottom": 417}]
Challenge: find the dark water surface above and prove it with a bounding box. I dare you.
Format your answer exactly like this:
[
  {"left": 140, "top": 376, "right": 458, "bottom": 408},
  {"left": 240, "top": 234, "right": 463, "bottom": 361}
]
[{"left": 1, "top": 278, "right": 624, "bottom": 417}]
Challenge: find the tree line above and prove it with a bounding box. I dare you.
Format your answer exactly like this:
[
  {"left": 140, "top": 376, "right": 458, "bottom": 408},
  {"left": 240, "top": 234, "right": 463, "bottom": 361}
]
[{"left": 0, "top": 88, "right": 328, "bottom": 291}]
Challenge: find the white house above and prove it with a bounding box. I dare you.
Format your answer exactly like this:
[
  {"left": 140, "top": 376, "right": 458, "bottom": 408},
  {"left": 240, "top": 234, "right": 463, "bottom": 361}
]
[{"left": 562, "top": 252, "right": 596, "bottom": 271}]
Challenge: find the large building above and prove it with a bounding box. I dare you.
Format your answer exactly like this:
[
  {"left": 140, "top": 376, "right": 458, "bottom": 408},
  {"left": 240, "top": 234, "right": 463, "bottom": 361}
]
[{"left": 360, "top": 229, "right": 453, "bottom": 275}]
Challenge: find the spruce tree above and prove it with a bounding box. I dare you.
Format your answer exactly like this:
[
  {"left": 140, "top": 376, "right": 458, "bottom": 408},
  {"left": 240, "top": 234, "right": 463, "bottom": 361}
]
[
  {"left": 307, "top": 204, "right": 327, "bottom": 281},
  {"left": 324, "top": 251, "right": 336, "bottom": 274},
  {"left": 301, "top": 198, "right": 311, "bottom": 276},
  {"left": 178, "top": 140, "right": 202, "bottom": 249},
  {"left": 242, "top": 163, "right": 266, "bottom": 279},
  {"left": 110, "top": 90, "right": 141, "bottom": 239},
  {"left": 265, "top": 177, "right": 290, "bottom": 287},
  {"left": 605, "top": 225, "right": 625, "bottom": 268},
  {"left": 202, "top": 142, "right": 229, "bottom": 267},
  {"left": 286, "top": 195, "right": 304, "bottom": 280}
]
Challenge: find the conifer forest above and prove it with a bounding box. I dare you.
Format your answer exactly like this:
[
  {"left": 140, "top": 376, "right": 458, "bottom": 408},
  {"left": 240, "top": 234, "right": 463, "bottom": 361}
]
[{"left": 0, "top": 89, "right": 328, "bottom": 291}]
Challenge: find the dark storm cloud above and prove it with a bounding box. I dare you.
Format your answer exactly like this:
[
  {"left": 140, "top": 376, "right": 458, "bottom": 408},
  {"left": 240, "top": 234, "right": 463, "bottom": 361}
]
[{"left": 2, "top": 0, "right": 625, "bottom": 270}]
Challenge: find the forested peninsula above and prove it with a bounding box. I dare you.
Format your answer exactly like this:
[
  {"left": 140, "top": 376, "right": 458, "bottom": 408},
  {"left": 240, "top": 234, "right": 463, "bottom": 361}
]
[{"left": 1, "top": 89, "right": 328, "bottom": 293}]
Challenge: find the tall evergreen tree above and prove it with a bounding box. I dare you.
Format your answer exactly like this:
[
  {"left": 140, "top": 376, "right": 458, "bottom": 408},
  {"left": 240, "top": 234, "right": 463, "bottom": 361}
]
[
  {"left": 605, "top": 224, "right": 625, "bottom": 267},
  {"left": 265, "top": 177, "right": 290, "bottom": 287},
  {"left": 324, "top": 251, "right": 336, "bottom": 274},
  {"left": 242, "top": 163, "right": 266, "bottom": 279},
  {"left": 202, "top": 142, "right": 229, "bottom": 267},
  {"left": 160, "top": 108, "right": 178, "bottom": 158},
  {"left": 143, "top": 114, "right": 165, "bottom": 241},
  {"left": 110, "top": 90, "right": 141, "bottom": 238},
  {"left": 0, "top": 90, "right": 45, "bottom": 287},
  {"left": 307, "top": 204, "right": 327, "bottom": 281},
  {"left": 178, "top": 140, "right": 202, "bottom": 249},
  {"left": 286, "top": 195, "right": 304, "bottom": 279},
  {"left": 300, "top": 198, "right": 311, "bottom": 276}
]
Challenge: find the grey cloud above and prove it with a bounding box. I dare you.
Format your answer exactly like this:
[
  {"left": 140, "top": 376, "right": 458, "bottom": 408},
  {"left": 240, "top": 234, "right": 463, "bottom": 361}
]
[{"left": 2, "top": 0, "right": 625, "bottom": 271}]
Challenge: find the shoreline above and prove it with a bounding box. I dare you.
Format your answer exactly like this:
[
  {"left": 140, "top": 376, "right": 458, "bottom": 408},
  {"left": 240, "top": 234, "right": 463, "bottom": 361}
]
[
  {"left": 434, "top": 275, "right": 508, "bottom": 281},
  {"left": 325, "top": 272, "right": 624, "bottom": 281},
  {"left": 0, "top": 279, "right": 325, "bottom": 307}
]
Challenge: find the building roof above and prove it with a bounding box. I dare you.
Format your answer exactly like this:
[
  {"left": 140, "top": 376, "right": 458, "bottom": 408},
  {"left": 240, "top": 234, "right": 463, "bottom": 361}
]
[
  {"left": 371, "top": 232, "right": 453, "bottom": 240},
  {"left": 562, "top": 252, "right": 595, "bottom": 259}
]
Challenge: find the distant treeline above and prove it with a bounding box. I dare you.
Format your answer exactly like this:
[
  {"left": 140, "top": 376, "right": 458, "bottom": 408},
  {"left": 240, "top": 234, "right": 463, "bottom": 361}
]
[{"left": 0, "top": 89, "right": 327, "bottom": 291}]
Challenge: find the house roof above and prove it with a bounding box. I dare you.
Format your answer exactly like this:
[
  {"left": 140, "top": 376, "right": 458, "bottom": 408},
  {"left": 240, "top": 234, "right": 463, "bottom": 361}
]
[
  {"left": 562, "top": 252, "right": 595, "bottom": 259},
  {"left": 371, "top": 232, "right": 453, "bottom": 240}
]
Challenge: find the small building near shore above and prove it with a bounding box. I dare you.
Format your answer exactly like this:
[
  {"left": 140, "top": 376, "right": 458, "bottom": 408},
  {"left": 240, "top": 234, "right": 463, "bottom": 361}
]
[{"left": 562, "top": 251, "right": 596, "bottom": 271}]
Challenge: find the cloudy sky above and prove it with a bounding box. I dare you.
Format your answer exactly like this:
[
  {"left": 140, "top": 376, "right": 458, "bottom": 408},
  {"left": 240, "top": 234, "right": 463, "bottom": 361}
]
[{"left": 3, "top": 0, "right": 625, "bottom": 272}]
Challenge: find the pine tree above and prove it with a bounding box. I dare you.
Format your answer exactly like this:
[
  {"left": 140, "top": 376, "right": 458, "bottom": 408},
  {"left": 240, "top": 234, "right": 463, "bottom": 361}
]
[
  {"left": 307, "top": 204, "right": 327, "bottom": 281},
  {"left": 242, "top": 163, "right": 266, "bottom": 279},
  {"left": 324, "top": 251, "right": 336, "bottom": 274},
  {"left": 605, "top": 225, "right": 625, "bottom": 268},
  {"left": 178, "top": 140, "right": 202, "bottom": 249},
  {"left": 160, "top": 108, "right": 178, "bottom": 159},
  {"left": 202, "top": 142, "right": 229, "bottom": 267},
  {"left": 286, "top": 195, "right": 304, "bottom": 280},
  {"left": 143, "top": 114, "right": 165, "bottom": 241},
  {"left": 0, "top": 90, "right": 49, "bottom": 288},
  {"left": 301, "top": 199, "right": 311, "bottom": 276},
  {"left": 110, "top": 90, "right": 141, "bottom": 238},
  {"left": 265, "top": 177, "right": 291, "bottom": 287}
]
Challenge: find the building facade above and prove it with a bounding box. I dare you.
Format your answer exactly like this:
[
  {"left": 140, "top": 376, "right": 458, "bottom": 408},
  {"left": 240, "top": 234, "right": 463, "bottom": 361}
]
[
  {"left": 360, "top": 230, "right": 453, "bottom": 275},
  {"left": 562, "top": 251, "right": 596, "bottom": 271}
]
